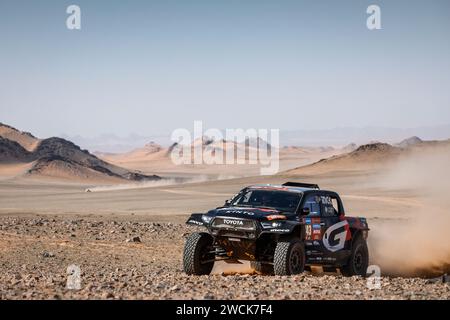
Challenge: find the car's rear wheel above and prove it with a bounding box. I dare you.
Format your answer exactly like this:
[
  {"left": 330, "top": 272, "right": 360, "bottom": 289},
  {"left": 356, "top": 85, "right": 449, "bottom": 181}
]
[
  {"left": 341, "top": 236, "right": 369, "bottom": 277},
  {"left": 273, "top": 239, "right": 305, "bottom": 276},
  {"left": 183, "top": 232, "right": 215, "bottom": 275},
  {"left": 250, "top": 261, "right": 274, "bottom": 275}
]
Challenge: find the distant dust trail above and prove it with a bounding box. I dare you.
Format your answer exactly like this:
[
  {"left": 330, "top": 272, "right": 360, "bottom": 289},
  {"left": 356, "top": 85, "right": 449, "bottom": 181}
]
[
  {"left": 342, "top": 194, "right": 423, "bottom": 207},
  {"left": 86, "top": 174, "right": 239, "bottom": 192},
  {"left": 369, "top": 149, "right": 450, "bottom": 277}
]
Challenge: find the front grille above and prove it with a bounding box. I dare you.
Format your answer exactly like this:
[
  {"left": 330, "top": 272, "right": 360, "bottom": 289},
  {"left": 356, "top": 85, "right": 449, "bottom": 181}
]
[{"left": 211, "top": 216, "right": 257, "bottom": 231}]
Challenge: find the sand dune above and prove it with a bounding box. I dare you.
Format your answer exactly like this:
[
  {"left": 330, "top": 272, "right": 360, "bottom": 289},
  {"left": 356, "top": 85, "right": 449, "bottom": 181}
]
[
  {"left": 28, "top": 157, "right": 125, "bottom": 183},
  {"left": 0, "top": 163, "right": 33, "bottom": 180},
  {"left": 98, "top": 138, "right": 346, "bottom": 178},
  {"left": 284, "top": 139, "right": 450, "bottom": 176},
  {"left": 97, "top": 142, "right": 167, "bottom": 163}
]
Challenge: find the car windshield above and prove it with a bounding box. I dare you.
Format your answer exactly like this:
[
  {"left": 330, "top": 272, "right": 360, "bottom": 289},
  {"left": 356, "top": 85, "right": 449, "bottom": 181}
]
[{"left": 231, "top": 189, "right": 301, "bottom": 213}]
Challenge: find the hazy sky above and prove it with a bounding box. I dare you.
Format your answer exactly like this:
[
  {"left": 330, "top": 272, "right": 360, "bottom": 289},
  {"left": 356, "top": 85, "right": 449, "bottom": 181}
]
[{"left": 1, "top": 0, "right": 449, "bottom": 138}]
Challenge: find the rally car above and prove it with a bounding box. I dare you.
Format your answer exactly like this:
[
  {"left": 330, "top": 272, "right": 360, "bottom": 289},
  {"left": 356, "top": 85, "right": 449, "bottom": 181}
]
[{"left": 183, "top": 182, "right": 369, "bottom": 276}]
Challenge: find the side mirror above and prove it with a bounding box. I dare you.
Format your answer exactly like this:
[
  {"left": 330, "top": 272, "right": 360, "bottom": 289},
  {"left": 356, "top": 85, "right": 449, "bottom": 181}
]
[
  {"left": 224, "top": 199, "right": 232, "bottom": 206},
  {"left": 300, "top": 207, "right": 310, "bottom": 215}
]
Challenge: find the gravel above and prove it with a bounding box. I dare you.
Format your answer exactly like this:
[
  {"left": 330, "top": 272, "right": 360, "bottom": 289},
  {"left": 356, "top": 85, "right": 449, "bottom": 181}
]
[{"left": 0, "top": 216, "right": 448, "bottom": 300}]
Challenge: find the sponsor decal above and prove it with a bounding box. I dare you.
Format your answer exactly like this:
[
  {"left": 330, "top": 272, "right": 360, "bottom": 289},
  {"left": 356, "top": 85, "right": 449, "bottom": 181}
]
[
  {"left": 323, "top": 220, "right": 349, "bottom": 252},
  {"left": 313, "top": 241, "right": 320, "bottom": 246},
  {"left": 224, "top": 210, "right": 255, "bottom": 216},
  {"left": 305, "top": 225, "right": 312, "bottom": 239},
  {"left": 305, "top": 218, "right": 311, "bottom": 224},
  {"left": 270, "top": 229, "right": 290, "bottom": 233},
  {"left": 320, "top": 196, "right": 333, "bottom": 205},
  {"left": 313, "top": 229, "right": 321, "bottom": 235},
  {"left": 324, "top": 206, "right": 335, "bottom": 216},
  {"left": 223, "top": 219, "right": 244, "bottom": 226},
  {"left": 312, "top": 224, "right": 321, "bottom": 229},
  {"left": 189, "top": 220, "right": 203, "bottom": 225},
  {"left": 258, "top": 208, "right": 278, "bottom": 213},
  {"left": 266, "top": 214, "right": 286, "bottom": 221}
]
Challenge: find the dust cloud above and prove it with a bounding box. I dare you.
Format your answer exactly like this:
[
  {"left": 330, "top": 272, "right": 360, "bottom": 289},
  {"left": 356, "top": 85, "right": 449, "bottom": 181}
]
[{"left": 369, "top": 148, "right": 450, "bottom": 277}]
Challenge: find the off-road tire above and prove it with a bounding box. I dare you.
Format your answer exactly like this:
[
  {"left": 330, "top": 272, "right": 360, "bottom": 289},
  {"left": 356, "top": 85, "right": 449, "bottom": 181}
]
[
  {"left": 250, "top": 261, "right": 274, "bottom": 275},
  {"left": 341, "top": 235, "right": 369, "bottom": 277},
  {"left": 273, "top": 239, "right": 305, "bottom": 276},
  {"left": 183, "top": 232, "right": 215, "bottom": 275}
]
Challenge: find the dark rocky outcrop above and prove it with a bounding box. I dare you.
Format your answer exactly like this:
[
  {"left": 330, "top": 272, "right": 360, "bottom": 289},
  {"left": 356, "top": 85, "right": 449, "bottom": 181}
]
[
  {"left": 0, "top": 137, "right": 33, "bottom": 163},
  {"left": 0, "top": 126, "right": 161, "bottom": 182}
]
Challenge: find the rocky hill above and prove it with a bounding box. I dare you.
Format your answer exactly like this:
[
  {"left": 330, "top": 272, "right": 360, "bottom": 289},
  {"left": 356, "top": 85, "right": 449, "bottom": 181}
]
[
  {"left": 0, "top": 122, "right": 40, "bottom": 151},
  {"left": 0, "top": 136, "right": 33, "bottom": 163},
  {"left": 0, "top": 124, "right": 160, "bottom": 182}
]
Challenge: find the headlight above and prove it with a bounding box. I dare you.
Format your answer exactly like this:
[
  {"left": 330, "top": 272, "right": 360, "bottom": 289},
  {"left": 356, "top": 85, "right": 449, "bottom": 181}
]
[
  {"left": 201, "top": 215, "right": 213, "bottom": 224},
  {"left": 261, "top": 222, "right": 282, "bottom": 229},
  {"left": 271, "top": 222, "right": 282, "bottom": 228}
]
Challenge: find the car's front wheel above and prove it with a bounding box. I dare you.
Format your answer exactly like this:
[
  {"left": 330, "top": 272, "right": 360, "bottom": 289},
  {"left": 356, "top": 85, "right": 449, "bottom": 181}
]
[
  {"left": 183, "top": 232, "right": 215, "bottom": 275},
  {"left": 273, "top": 239, "right": 305, "bottom": 276}
]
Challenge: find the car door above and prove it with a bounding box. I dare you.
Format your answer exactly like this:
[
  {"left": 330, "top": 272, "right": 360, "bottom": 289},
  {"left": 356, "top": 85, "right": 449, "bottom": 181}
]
[{"left": 319, "top": 193, "right": 350, "bottom": 263}]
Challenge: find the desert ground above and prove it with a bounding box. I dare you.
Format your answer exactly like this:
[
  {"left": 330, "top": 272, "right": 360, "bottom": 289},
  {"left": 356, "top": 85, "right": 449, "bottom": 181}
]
[{"left": 0, "top": 123, "right": 449, "bottom": 299}]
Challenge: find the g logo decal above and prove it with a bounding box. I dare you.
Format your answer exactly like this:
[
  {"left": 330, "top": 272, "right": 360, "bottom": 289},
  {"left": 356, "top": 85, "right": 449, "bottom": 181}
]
[{"left": 323, "top": 220, "right": 349, "bottom": 252}]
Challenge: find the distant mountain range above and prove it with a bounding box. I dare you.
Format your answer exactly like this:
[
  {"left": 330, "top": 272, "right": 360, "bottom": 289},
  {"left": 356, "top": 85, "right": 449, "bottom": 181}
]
[
  {"left": 280, "top": 125, "right": 450, "bottom": 146},
  {"left": 60, "top": 125, "right": 450, "bottom": 153}
]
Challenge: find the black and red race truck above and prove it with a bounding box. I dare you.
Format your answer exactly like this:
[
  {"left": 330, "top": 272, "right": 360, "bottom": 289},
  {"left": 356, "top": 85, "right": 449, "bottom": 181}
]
[{"left": 183, "top": 182, "right": 369, "bottom": 276}]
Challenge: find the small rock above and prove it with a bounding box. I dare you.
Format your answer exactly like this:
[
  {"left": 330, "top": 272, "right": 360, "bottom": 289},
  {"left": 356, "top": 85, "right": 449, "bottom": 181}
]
[
  {"left": 42, "top": 251, "right": 55, "bottom": 258},
  {"left": 103, "top": 292, "right": 114, "bottom": 299},
  {"left": 126, "top": 236, "right": 141, "bottom": 243},
  {"left": 156, "top": 283, "right": 166, "bottom": 289},
  {"left": 203, "top": 293, "right": 215, "bottom": 300}
]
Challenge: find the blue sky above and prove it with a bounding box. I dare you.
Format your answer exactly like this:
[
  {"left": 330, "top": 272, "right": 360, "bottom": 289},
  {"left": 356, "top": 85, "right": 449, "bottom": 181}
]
[{"left": 0, "top": 0, "right": 449, "bottom": 138}]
